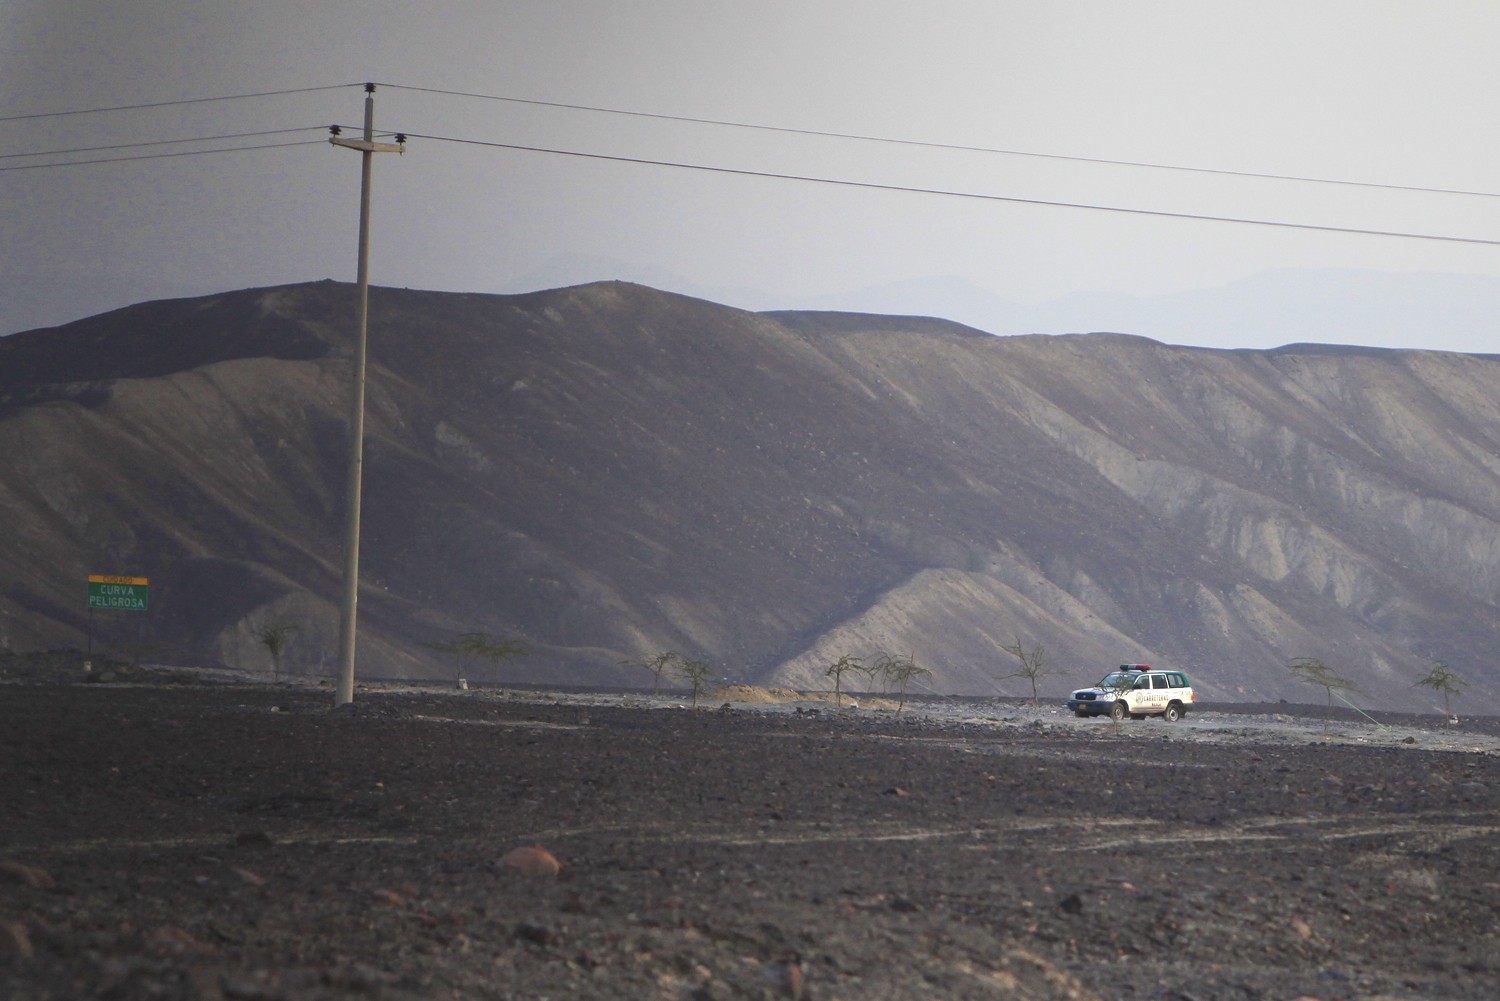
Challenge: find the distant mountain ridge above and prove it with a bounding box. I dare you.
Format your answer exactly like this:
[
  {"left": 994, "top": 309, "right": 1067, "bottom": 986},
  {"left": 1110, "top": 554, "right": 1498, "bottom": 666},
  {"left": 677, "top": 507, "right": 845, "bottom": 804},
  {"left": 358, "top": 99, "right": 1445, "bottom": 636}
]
[
  {"left": 4, "top": 279, "right": 1500, "bottom": 710},
  {"left": 506, "top": 255, "right": 1500, "bottom": 354},
  {"left": 804, "top": 268, "right": 1500, "bottom": 353}
]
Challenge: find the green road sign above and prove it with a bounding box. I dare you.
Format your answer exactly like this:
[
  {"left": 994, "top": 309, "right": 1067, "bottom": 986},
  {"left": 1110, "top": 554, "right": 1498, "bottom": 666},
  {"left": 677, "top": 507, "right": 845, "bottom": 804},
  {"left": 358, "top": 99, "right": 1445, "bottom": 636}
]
[{"left": 87, "top": 574, "right": 149, "bottom": 611}]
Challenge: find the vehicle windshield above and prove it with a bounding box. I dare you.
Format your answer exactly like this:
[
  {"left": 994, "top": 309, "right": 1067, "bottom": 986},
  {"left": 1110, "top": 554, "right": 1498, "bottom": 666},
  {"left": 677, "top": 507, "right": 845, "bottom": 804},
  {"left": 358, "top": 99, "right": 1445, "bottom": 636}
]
[{"left": 1098, "top": 672, "right": 1136, "bottom": 690}]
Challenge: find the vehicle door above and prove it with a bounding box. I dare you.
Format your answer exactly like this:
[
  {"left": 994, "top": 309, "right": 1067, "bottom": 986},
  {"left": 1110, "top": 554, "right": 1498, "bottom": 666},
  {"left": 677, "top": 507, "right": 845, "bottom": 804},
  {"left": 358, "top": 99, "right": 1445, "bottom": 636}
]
[
  {"left": 1147, "top": 673, "right": 1172, "bottom": 712},
  {"left": 1128, "top": 673, "right": 1155, "bottom": 712}
]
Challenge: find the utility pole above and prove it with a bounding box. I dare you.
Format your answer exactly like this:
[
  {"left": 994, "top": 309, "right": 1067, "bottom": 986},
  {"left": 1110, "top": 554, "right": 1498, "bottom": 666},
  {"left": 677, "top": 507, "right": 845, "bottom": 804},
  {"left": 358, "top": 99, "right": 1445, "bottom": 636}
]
[{"left": 329, "top": 83, "right": 405, "bottom": 705}]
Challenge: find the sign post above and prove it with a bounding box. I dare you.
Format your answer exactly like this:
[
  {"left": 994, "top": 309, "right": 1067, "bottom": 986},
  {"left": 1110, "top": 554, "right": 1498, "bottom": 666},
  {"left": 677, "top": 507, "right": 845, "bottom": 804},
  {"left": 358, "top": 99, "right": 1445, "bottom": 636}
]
[{"left": 85, "top": 574, "right": 150, "bottom": 671}]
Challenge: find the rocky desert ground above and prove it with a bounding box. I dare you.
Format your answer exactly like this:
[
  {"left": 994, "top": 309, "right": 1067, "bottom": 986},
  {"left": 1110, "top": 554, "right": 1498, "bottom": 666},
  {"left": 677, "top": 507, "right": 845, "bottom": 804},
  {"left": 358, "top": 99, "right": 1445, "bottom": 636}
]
[{"left": 4, "top": 655, "right": 1500, "bottom": 1000}]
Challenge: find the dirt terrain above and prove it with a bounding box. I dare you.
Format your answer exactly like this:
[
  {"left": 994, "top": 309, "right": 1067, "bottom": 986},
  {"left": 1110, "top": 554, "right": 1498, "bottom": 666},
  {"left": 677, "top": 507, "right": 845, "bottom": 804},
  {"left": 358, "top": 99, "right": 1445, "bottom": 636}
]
[{"left": 3, "top": 665, "right": 1500, "bottom": 1000}]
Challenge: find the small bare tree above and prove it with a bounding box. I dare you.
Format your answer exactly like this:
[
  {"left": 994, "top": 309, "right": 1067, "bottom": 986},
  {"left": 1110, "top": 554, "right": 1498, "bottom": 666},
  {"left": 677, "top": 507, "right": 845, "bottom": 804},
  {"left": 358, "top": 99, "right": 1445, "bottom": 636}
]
[
  {"left": 1095, "top": 667, "right": 1143, "bottom": 730},
  {"left": 874, "top": 651, "right": 931, "bottom": 712},
  {"left": 1415, "top": 660, "right": 1467, "bottom": 720},
  {"left": 255, "top": 622, "right": 298, "bottom": 682},
  {"left": 427, "top": 631, "right": 528, "bottom": 687},
  {"left": 1288, "top": 656, "right": 1358, "bottom": 733},
  {"left": 824, "top": 654, "right": 866, "bottom": 706},
  {"left": 623, "top": 651, "right": 680, "bottom": 694},
  {"left": 999, "top": 635, "right": 1050, "bottom": 706},
  {"left": 676, "top": 657, "right": 716, "bottom": 708}
]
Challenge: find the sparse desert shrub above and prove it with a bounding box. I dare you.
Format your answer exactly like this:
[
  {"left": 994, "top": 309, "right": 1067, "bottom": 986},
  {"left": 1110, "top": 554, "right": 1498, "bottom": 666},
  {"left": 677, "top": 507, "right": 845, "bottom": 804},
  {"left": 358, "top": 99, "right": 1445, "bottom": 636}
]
[
  {"left": 999, "top": 635, "right": 1050, "bottom": 706},
  {"left": 1288, "top": 656, "right": 1358, "bottom": 733},
  {"left": 676, "top": 657, "right": 716, "bottom": 708},
  {"left": 623, "top": 651, "right": 679, "bottom": 694},
  {"left": 874, "top": 651, "right": 930, "bottom": 712},
  {"left": 824, "top": 654, "right": 867, "bottom": 706},
  {"left": 255, "top": 622, "right": 298, "bottom": 681},
  {"left": 427, "top": 631, "right": 527, "bottom": 686},
  {"left": 1415, "top": 660, "right": 1467, "bottom": 719}
]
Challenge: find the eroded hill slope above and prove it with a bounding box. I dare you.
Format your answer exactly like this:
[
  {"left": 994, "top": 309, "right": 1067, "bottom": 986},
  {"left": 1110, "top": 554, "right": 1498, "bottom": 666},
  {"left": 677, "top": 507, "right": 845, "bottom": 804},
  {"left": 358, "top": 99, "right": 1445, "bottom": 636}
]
[{"left": 3, "top": 280, "right": 1498, "bottom": 708}]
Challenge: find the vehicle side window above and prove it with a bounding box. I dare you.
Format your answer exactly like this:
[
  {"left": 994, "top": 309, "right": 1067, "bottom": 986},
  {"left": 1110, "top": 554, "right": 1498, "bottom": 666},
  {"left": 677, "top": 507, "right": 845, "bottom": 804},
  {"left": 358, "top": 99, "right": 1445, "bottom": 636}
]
[
  {"left": 1134, "top": 676, "right": 1151, "bottom": 689},
  {"left": 1169, "top": 673, "right": 1186, "bottom": 688},
  {"left": 1152, "top": 675, "right": 1168, "bottom": 689}
]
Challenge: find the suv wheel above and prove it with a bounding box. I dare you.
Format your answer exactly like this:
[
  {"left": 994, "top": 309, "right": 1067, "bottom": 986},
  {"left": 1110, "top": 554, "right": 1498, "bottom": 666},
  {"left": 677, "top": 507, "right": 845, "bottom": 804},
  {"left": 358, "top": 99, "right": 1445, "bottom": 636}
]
[
  {"left": 1110, "top": 700, "right": 1128, "bottom": 721},
  {"left": 1163, "top": 703, "right": 1182, "bottom": 723}
]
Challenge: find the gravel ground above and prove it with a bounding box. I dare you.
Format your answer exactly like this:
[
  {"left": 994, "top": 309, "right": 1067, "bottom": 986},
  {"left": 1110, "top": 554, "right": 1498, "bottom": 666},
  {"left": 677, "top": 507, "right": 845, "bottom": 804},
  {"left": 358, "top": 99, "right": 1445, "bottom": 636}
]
[{"left": 4, "top": 665, "right": 1500, "bottom": 1000}]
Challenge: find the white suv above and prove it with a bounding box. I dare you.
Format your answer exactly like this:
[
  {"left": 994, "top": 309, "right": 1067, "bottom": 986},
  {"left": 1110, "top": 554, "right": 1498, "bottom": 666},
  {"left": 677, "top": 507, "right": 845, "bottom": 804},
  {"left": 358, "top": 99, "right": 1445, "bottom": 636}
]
[{"left": 1065, "top": 664, "right": 1195, "bottom": 722}]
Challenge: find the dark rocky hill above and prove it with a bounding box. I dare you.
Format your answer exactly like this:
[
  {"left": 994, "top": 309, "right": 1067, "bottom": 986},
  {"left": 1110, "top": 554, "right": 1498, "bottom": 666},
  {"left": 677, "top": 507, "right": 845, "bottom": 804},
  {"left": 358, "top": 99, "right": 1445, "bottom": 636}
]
[{"left": 4, "top": 280, "right": 1499, "bottom": 709}]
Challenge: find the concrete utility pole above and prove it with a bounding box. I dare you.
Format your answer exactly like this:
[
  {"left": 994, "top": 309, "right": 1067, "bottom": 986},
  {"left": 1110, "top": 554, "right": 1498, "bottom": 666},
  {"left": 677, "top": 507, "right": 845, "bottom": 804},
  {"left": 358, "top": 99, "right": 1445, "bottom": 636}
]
[{"left": 329, "top": 84, "right": 405, "bottom": 705}]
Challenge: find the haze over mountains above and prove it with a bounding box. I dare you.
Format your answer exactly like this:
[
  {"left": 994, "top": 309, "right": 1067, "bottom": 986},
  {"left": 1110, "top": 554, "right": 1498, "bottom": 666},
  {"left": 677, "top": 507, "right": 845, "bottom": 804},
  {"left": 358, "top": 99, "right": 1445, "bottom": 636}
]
[
  {"left": 4, "top": 280, "right": 1500, "bottom": 710},
  {"left": 510, "top": 257, "right": 1500, "bottom": 354}
]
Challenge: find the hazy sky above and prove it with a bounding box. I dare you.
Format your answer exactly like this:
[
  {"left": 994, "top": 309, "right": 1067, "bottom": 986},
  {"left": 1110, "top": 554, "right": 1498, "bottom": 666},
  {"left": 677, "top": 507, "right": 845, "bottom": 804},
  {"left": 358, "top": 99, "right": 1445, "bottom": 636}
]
[{"left": 5, "top": 2, "right": 1500, "bottom": 351}]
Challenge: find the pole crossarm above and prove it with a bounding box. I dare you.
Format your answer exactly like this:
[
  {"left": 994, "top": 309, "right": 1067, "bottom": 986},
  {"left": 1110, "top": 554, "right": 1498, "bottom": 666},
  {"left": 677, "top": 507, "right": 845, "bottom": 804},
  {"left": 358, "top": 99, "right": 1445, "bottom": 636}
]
[{"left": 330, "top": 137, "right": 405, "bottom": 154}]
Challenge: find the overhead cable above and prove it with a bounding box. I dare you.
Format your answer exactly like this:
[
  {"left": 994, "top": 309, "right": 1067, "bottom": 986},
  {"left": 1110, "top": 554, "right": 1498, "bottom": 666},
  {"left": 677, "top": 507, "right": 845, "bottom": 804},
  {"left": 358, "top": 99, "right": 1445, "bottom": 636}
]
[
  {"left": 0, "top": 126, "right": 329, "bottom": 161},
  {"left": 0, "top": 138, "right": 328, "bottom": 171},
  {"left": 374, "top": 81, "right": 1500, "bottom": 201},
  {"left": 7, "top": 78, "right": 1498, "bottom": 248},
  {"left": 398, "top": 129, "right": 1500, "bottom": 248},
  {"left": 0, "top": 84, "right": 360, "bottom": 124}
]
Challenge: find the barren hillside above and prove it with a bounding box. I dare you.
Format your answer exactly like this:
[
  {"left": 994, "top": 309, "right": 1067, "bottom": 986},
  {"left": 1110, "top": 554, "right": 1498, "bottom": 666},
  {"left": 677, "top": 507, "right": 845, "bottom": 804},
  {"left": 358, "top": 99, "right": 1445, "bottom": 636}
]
[{"left": 3, "top": 280, "right": 1499, "bottom": 709}]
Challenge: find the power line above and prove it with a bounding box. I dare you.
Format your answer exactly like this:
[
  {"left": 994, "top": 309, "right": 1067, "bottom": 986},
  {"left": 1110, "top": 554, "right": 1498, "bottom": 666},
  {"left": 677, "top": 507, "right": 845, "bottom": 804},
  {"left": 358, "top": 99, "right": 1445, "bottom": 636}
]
[
  {"left": 0, "top": 138, "right": 328, "bottom": 172},
  {"left": 6, "top": 78, "right": 1497, "bottom": 248},
  {"left": 8, "top": 78, "right": 1494, "bottom": 203},
  {"left": 0, "top": 126, "right": 327, "bottom": 161},
  {"left": 399, "top": 128, "right": 1500, "bottom": 249},
  {"left": 375, "top": 81, "right": 1500, "bottom": 201},
  {"left": 0, "top": 84, "right": 360, "bottom": 124}
]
